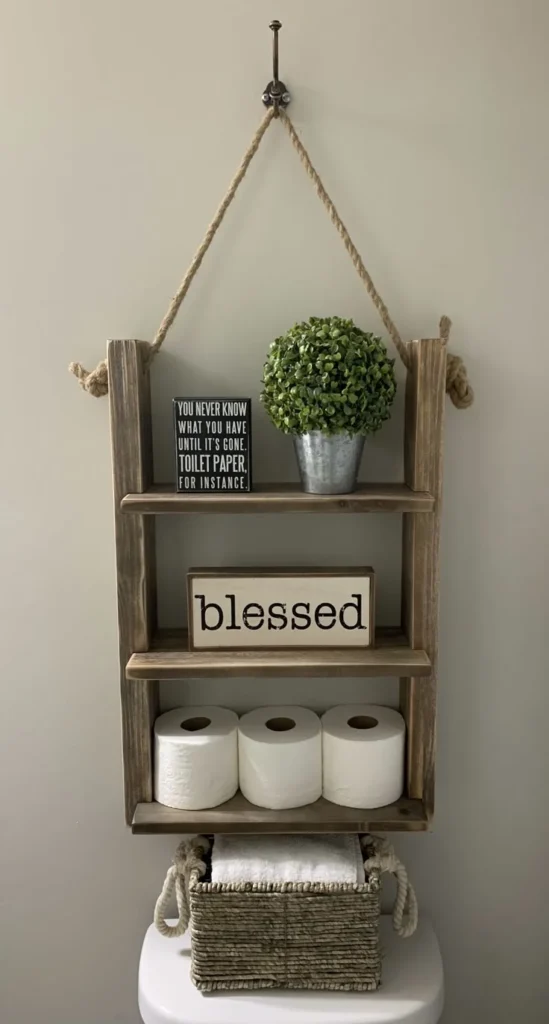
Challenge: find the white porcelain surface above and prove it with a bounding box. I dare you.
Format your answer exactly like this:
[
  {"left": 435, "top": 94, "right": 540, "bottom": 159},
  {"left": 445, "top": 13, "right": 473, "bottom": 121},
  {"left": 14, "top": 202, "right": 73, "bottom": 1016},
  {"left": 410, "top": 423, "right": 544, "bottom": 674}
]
[{"left": 138, "top": 916, "right": 444, "bottom": 1024}]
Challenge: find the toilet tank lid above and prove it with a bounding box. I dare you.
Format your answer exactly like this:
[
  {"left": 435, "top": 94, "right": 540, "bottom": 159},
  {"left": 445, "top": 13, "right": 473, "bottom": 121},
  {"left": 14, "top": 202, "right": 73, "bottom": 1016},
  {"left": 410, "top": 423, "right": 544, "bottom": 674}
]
[{"left": 138, "top": 916, "right": 444, "bottom": 1024}]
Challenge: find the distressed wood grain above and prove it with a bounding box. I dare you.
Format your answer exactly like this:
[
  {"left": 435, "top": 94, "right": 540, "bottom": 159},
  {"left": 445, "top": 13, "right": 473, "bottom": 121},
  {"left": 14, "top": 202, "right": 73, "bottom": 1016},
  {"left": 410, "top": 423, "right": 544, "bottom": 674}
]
[
  {"left": 109, "top": 339, "right": 158, "bottom": 824},
  {"left": 126, "top": 627, "right": 430, "bottom": 679},
  {"left": 120, "top": 482, "right": 434, "bottom": 514},
  {"left": 400, "top": 339, "right": 446, "bottom": 818},
  {"left": 132, "top": 793, "right": 428, "bottom": 835}
]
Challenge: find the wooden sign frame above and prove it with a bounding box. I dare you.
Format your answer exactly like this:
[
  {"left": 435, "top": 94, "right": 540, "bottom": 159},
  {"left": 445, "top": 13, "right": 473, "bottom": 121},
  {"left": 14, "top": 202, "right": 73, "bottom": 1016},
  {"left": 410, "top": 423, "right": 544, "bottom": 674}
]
[
  {"left": 186, "top": 566, "right": 376, "bottom": 652},
  {"left": 173, "top": 397, "right": 252, "bottom": 494}
]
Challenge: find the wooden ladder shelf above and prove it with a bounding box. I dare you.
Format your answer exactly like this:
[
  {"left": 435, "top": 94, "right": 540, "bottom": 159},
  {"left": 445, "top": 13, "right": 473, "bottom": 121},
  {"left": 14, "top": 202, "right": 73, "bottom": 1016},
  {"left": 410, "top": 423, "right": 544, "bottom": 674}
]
[{"left": 109, "top": 337, "right": 446, "bottom": 835}]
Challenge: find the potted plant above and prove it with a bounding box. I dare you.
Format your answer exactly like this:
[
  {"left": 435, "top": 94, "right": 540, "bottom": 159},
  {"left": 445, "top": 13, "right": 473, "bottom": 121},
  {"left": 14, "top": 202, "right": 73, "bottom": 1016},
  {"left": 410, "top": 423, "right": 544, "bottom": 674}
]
[{"left": 260, "top": 316, "right": 397, "bottom": 494}]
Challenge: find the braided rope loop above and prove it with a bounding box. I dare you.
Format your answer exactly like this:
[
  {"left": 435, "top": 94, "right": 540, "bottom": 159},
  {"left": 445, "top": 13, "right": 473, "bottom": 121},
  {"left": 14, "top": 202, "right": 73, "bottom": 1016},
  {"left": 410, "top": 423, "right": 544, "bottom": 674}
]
[
  {"left": 362, "top": 835, "right": 418, "bottom": 938},
  {"left": 153, "top": 837, "right": 209, "bottom": 939}
]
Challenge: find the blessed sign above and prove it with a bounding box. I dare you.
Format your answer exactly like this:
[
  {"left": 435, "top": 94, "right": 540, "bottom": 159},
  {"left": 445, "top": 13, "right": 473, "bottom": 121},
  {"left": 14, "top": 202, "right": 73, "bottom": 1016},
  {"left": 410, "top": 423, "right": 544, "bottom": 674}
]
[
  {"left": 187, "top": 568, "right": 375, "bottom": 650},
  {"left": 173, "top": 398, "right": 252, "bottom": 493}
]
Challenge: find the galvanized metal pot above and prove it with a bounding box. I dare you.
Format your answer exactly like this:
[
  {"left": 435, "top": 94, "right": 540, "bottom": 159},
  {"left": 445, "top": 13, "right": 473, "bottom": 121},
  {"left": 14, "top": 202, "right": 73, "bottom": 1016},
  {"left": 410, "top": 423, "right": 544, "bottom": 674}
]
[{"left": 293, "top": 431, "right": 365, "bottom": 494}]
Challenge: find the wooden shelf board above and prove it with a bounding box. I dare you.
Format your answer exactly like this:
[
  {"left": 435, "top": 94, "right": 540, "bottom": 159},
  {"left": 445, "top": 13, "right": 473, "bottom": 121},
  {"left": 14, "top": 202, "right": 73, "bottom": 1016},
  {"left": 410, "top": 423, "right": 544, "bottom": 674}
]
[
  {"left": 126, "top": 627, "right": 430, "bottom": 679},
  {"left": 121, "top": 483, "right": 435, "bottom": 515},
  {"left": 132, "top": 794, "right": 428, "bottom": 835}
]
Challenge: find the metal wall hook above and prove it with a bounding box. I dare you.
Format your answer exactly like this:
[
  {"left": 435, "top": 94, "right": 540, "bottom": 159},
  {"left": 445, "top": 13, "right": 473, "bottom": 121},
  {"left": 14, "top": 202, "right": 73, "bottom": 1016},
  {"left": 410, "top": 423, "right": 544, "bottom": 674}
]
[{"left": 262, "top": 19, "right": 291, "bottom": 113}]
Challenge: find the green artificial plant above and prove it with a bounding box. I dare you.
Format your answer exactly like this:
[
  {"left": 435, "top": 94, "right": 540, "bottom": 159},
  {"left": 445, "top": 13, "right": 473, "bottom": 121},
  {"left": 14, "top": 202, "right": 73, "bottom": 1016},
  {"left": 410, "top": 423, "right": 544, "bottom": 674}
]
[{"left": 260, "top": 316, "right": 397, "bottom": 436}]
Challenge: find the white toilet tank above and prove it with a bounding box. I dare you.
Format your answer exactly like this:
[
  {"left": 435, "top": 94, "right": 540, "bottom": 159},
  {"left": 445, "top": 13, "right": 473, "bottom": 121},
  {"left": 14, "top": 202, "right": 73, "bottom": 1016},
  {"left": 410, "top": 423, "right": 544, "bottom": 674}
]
[{"left": 138, "top": 916, "right": 444, "bottom": 1024}]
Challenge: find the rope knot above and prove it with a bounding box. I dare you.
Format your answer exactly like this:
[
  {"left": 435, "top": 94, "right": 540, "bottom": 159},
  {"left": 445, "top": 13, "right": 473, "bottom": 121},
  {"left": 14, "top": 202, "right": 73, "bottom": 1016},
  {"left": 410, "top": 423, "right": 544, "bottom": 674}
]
[
  {"left": 173, "top": 836, "right": 209, "bottom": 877},
  {"left": 375, "top": 850, "right": 401, "bottom": 875},
  {"left": 439, "top": 315, "right": 474, "bottom": 409},
  {"left": 172, "top": 855, "right": 187, "bottom": 877},
  {"left": 68, "top": 359, "right": 109, "bottom": 398},
  {"left": 446, "top": 352, "right": 474, "bottom": 409}
]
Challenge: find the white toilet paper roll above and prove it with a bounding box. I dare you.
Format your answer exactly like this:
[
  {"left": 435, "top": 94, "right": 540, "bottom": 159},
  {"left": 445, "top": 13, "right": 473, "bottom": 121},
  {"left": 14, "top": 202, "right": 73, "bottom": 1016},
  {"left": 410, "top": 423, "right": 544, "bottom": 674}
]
[
  {"left": 239, "top": 706, "right": 322, "bottom": 809},
  {"left": 154, "top": 706, "right": 238, "bottom": 810},
  {"left": 322, "top": 704, "right": 405, "bottom": 809}
]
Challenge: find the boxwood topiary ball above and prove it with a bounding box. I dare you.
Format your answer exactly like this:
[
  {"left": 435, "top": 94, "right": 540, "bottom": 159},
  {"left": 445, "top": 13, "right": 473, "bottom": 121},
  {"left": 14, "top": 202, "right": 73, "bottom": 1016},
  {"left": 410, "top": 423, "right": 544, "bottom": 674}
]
[{"left": 260, "top": 315, "right": 397, "bottom": 436}]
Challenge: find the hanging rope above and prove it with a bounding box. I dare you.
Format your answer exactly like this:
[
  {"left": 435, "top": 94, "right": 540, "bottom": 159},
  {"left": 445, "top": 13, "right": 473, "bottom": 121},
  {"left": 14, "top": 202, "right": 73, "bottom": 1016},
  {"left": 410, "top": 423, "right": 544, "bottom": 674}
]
[
  {"left": 278, "top": 110, "right": 406, "bottom": 367},
  {"left": 68, "top": 107, "right": 276, "bottom": 398},
  {"left": 150, "top": 108, "right": 276, "bottom": 357},
  {"left": 69, "top": 108, "right": 473, "bottom": 408}
]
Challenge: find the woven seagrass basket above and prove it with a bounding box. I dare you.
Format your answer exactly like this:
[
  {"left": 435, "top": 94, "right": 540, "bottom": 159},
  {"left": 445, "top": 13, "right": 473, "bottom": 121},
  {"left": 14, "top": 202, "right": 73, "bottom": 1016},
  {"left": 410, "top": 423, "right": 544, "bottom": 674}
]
[{"left": 154, "top": 835, "right": 417, "bottom": 993}]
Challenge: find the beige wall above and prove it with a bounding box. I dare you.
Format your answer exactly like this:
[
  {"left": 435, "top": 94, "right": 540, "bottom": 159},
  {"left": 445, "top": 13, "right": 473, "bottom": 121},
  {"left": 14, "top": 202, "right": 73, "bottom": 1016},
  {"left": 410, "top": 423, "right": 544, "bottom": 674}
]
[{"left": 1, "top": 2, "right": 548, "bottom": 1021}]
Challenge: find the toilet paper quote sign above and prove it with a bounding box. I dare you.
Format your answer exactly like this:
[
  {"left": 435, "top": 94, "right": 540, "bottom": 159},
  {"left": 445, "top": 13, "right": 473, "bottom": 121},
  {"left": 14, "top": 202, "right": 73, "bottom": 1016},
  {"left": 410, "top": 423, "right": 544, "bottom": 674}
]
[
  {"left": 173, "top": 398, "right": 252, "bottom": 493},
  {"left": 187, "top": 567, "right": 375, "bottom": 650}
]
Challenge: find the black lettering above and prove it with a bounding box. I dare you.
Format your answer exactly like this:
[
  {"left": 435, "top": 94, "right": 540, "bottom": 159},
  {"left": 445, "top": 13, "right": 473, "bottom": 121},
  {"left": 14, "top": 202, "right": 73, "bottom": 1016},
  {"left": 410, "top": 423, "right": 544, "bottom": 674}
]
[
  {"left": 243, "top": 602, "right": 264, "bottom": 630},
  {"left": 225, "top": 594, "right": 241, "bottom": 630},
  {"left": 194, "top": 594, "right": 223, "bottom": 631},
  {"left": 292, "top": 602, "right": 311, "bottom": 630},
  {"left": 339, "top": 594, "right": 366, "bottom": 630},
  {"left": 315, "top": 602, "right": 336, "bottom": 629},
  {"left": 268, "top": 602, "right": 288, "bottom": 630}
]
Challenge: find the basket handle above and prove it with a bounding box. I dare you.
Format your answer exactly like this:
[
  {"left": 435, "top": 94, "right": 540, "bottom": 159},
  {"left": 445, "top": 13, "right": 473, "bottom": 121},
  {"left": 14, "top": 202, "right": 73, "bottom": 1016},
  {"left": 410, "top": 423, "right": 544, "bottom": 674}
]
[
  {"left": 154, "top": 837, "right": 209, "bottom": 938},
  {"left": 362, "top": 835, "right": 418, "bottom": 938}
]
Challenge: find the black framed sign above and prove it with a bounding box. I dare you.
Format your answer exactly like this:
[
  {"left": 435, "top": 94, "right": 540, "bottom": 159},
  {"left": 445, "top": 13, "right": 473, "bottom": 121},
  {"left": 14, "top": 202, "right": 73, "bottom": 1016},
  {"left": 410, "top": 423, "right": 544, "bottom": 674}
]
[{"left": 173, "top": 398, "right": 252, "bottom": 493}]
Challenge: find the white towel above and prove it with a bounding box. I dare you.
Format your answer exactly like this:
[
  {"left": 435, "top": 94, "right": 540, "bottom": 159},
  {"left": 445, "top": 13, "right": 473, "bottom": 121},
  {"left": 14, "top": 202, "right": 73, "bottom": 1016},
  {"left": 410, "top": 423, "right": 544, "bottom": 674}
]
[{"left": 211, "top": 834, "right": 365, "bottom": 885}]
